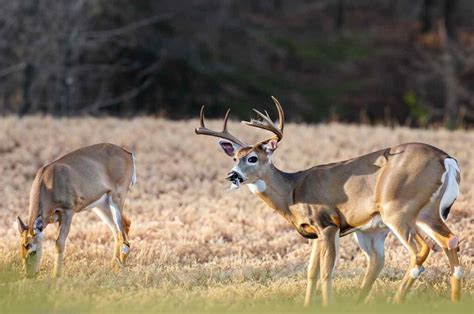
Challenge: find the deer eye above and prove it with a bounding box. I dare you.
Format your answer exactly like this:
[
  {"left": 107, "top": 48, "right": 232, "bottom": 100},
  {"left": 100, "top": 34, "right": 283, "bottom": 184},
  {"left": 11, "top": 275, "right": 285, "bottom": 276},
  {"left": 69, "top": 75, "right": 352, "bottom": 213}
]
[{"left": 247, "top": 156, "right": 258, "bottom": 163}]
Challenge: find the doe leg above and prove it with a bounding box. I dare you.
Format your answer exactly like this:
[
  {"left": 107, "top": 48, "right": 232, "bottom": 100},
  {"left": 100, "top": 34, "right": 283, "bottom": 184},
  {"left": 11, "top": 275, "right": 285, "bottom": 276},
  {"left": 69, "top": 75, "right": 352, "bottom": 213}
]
[
  {"left": 53, "top": 210, "right": 73, "bottom": 278},
  {"left": 92, "top": 206, "right": 120, "bottom": 266},
  {"left": 108, "top": 195, "right": 130, "bottom": 266}
]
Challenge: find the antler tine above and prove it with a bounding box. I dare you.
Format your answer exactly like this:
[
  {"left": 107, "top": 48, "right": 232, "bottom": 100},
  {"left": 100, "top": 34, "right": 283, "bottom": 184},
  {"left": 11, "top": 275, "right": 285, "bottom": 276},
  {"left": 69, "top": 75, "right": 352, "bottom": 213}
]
[
  {"left": 222, "top": 108, "right": 231, "bottom": 131},
  {"left": 271, "top": 96, "right": 284, "bottom": 132},
  {"left": 199, "top": 105, "right": 206, "bottom": 127},
  {"left": 242, "top": 97, "right": 285, "bottom": 142},
  {"left": 195, "top": 106, "right": 246, "bottom": 147},
  {"left": 253, "top": 108, "right": 275, "bottom": 125}
]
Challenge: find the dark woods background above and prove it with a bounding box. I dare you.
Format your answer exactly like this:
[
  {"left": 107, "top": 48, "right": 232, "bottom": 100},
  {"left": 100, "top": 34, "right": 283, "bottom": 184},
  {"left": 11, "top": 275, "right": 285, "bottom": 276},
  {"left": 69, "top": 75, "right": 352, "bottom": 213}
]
[{"left": 1, "top": 0, "right": 474, "bottom": 128}]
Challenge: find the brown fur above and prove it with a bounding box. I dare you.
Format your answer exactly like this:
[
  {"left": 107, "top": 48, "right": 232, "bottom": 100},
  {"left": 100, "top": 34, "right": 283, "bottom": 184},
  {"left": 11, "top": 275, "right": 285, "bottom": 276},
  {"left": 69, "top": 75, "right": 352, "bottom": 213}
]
[
  {"left": 251, "top": 142, "right": 461, "bottom": 304},
  {"left": 17, "top": 143, "right": 136, "bottom": 277},
  {"left": 197, "top": 99, "right": 463, "bottom": 306},
  {"left": 122, "top": 214, "right": 132, "bottom": 236}
]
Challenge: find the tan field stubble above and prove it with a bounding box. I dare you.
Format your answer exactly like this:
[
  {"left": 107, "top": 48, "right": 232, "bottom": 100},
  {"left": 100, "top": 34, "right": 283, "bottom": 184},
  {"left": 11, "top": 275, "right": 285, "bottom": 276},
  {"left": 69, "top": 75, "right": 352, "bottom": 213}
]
[{"left": 0, "top": 116, "right": 472, "bottom": 312}]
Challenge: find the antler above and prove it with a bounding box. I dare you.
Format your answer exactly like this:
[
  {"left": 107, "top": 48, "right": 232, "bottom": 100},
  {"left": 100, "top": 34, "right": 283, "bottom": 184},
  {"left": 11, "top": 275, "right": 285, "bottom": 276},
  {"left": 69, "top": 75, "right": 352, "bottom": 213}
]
[
  {"left": 195, "top": 106, "right": 246, "bottom": 147},
  {"left": 241, "top": 96, "right": 285, "bottom": 142}
]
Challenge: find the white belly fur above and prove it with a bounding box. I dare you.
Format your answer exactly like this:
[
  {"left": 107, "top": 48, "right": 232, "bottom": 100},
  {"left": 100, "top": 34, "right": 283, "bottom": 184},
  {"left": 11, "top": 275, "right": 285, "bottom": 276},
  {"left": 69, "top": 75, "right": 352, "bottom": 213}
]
[
  {"left": 358, "top": 214, "right": 386, "bottom": 231},
  {"left": 84, "top": 193, "right": 109, "bottom": 211}
]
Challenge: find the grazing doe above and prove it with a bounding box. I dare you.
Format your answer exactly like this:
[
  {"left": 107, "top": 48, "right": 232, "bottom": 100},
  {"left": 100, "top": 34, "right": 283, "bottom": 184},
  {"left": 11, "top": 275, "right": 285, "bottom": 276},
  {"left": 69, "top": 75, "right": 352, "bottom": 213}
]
[
  {"left": 16, "top": 143, "right": 136, "bottom": 278},
  {"left": 195, "top": 97, "right": 463, "bottom": 305}
]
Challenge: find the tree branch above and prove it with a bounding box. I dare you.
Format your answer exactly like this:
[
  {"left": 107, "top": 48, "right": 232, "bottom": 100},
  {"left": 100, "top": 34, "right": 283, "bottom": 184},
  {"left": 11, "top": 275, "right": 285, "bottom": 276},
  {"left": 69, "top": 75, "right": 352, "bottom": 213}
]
[
  {"left": 80, "top": 77, "right": 153, "bottom": 114},
  {"left": 0, "top": 62, "right": 26, "bottom": 78},
  {"left": 83, "top": 13, "right": 177, "bottom": 40}
]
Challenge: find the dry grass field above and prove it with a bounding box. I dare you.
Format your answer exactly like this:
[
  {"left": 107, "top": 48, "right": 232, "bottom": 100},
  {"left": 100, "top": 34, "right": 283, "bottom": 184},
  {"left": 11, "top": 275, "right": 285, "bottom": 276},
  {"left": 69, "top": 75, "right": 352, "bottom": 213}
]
[{"left": 0, "top": 116, "right": 472, "bottom": 313}]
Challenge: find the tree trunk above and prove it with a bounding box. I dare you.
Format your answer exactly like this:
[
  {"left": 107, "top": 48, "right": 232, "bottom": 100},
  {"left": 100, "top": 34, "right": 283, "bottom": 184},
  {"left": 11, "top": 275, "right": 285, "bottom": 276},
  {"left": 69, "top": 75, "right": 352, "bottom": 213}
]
[
  {"left": 444, "top": 0, "right": 459, "bottom": 40},
  {"left": 420, "top": 0, "right": 434, "bottom": 33},
  {"left": 19, "top": 63, "right": 34, "bottom": 117},
  {"left": 60, "top": 35, "right": 73, "bottom": 116},
  {"left": 439, "top": 22, "right": 458, "bottom": 128},
  {"left": 335, "top": 0, "right": 345, "bottom": 30}
]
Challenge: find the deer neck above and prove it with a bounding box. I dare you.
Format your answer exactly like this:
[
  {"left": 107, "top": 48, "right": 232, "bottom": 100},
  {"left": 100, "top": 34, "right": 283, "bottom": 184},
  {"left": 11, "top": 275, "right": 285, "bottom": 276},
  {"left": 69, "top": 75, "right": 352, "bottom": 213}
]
[
  {"left": 27, "top": 169, "right": 47, "bottom": 231},
  {"left": 248, "top": 164, "right": 300, "bottom": 220}
]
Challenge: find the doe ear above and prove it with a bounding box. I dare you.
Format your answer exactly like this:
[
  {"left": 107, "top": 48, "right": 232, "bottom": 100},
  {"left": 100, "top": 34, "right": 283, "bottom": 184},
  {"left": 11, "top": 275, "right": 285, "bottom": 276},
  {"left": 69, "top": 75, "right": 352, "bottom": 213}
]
[
  {"left": 219, "top": 140, "right": 239, "bottom": 157},
  {"left": 33, "top": 216, "right": 44, "bottom": 234},
  {"left": 15, "top": 216, "right": 27, "bottom": 234},
  {"left": 261, "top": 139, "right": 279, "bottom": 155}
]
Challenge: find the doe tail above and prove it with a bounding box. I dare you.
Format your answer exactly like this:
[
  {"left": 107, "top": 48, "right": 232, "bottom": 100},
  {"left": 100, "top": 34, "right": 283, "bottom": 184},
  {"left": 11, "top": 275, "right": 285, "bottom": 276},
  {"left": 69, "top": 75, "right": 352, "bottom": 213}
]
[{"left": 130, "top": 153, "right": 137, "bottom": 188}]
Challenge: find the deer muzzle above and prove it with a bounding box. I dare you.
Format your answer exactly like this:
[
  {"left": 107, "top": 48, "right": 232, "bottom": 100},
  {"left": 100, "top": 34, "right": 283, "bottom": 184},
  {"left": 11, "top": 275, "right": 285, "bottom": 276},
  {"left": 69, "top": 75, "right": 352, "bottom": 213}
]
[{"left": 226, "top": 170, "right": 244, "bottom": 189}]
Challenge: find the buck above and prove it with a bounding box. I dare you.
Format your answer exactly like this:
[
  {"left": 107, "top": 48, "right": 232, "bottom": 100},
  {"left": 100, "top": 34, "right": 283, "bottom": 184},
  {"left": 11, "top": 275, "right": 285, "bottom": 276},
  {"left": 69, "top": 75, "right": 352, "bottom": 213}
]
[
  {"left": 15, "top": 143, "right": 136, "bottom": 278},
  {"left": 195, "top": 97, "right": 463, "bottom": 305}
]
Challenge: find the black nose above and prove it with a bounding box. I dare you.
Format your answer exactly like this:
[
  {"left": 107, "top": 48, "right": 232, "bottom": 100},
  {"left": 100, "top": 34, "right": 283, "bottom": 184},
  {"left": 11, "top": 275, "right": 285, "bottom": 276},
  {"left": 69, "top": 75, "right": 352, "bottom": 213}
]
[{"left": 226, "top": 171, "right": 243, "bottom": 183}]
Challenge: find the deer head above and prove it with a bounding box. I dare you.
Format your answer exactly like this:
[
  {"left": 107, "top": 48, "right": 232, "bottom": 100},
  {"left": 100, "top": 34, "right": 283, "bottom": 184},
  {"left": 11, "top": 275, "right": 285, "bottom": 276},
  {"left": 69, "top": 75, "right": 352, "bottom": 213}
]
[
  {"left": 15, "top": 215, "right": 44, "bottom": 277},
  {"left": 195, "top": 96, "right": 284, "bottom": 190}
]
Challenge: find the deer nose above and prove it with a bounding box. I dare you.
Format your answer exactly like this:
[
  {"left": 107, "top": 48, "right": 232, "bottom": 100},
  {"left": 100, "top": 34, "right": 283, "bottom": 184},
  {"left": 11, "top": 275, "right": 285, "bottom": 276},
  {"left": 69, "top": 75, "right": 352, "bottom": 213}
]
[{"left": 226, "top": 171, "right": 243, "bottom": 183}]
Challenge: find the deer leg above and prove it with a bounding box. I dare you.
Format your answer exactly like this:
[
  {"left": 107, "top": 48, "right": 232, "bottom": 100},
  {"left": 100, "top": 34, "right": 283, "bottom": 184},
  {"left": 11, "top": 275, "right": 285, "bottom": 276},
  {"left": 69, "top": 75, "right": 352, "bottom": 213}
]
[
  {"left": 416, "top": 218, "right": 462, "bottom": 301},
  {"left": 53, "top": 210, "right": 73, "bottom": 278},
  {"left": 108, "top": 195, "right": 130, "bottom": 266},
  {"left": 304, "top": 239, "right": 321, "bottom": 307},
  {"left": 385, "top": 219, "right": 430, "bottom": 303},
  {"left": 92, "top": 206, "right": 120, "bottom": 266},
  {"left": 354, "top": 228, "right": 389, "bottom": 303},
  {"left": 319, "top": 226, "right": 340, "bottom": 307},
  {"left": 117, "top": 195, "right": 131, "bottom": 265},
  {"left": 444, "top": 247, "right": 462, "bottom": 302}
]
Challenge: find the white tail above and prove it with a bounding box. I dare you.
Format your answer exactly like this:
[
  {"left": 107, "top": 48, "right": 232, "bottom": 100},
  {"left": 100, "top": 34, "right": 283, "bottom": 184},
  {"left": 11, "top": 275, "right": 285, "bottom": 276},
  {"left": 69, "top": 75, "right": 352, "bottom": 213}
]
[
  {"left": 439, "top": 158, "right": 460, "bottom": 221},
  {"left": 130, "top": 153, "right": 137, "bottom": 187}
]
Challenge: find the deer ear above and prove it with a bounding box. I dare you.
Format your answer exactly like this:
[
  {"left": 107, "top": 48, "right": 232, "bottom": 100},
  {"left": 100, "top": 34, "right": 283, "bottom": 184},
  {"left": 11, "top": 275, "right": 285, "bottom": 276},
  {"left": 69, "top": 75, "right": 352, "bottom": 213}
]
[
  {"left": 261, "top": 139, "right": 278, "bottom": 155},
  {"left": 219, "top": 140, "right": 239, "bottom": 157},
  {"left": 15, "top": 216, "right": 27, "bottom": 234},
  {"left": 33, "top": 216, "right": 44, "bottom": 234}
]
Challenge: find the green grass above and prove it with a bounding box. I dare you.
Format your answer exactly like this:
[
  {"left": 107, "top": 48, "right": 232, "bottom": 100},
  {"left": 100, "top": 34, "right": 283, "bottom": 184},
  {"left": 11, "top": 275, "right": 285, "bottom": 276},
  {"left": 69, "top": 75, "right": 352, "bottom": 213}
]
[
  {"left": 2, "top": 285, "right": 472, "bottom": 314},
  {"left": 1, "top": 264, "right": 472, "bottom": 314}
]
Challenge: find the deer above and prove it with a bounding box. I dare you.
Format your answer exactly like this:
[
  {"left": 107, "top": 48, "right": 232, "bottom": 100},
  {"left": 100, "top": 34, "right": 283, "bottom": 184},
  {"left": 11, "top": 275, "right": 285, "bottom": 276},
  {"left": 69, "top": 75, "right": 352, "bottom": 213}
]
[
  {"left": 195, "top": 97, "right": 463, "bottom": 306},
  {"left": 15, "top": 143, "right": 136, "bottom": 278}
]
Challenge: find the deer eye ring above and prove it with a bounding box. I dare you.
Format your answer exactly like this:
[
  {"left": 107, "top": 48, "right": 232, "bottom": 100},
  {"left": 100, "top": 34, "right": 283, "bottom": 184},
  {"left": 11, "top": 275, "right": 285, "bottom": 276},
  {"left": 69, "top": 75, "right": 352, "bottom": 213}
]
[{"left": 247, "top": 156, "right": 258, "bottom": 163}]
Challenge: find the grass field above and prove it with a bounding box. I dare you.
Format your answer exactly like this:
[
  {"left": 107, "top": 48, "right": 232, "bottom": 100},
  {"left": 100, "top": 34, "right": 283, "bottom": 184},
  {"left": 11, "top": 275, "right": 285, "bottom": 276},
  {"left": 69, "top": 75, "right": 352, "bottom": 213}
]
[{"left": 0, "top": 116, "right": 472, "bottom": 313}]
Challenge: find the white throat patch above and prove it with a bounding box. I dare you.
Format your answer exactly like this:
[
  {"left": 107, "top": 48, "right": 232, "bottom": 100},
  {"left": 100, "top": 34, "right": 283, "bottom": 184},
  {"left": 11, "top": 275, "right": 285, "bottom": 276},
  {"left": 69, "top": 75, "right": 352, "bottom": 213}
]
[{"left": 247, "top": 180, "right": 267, "bottom": 194}]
